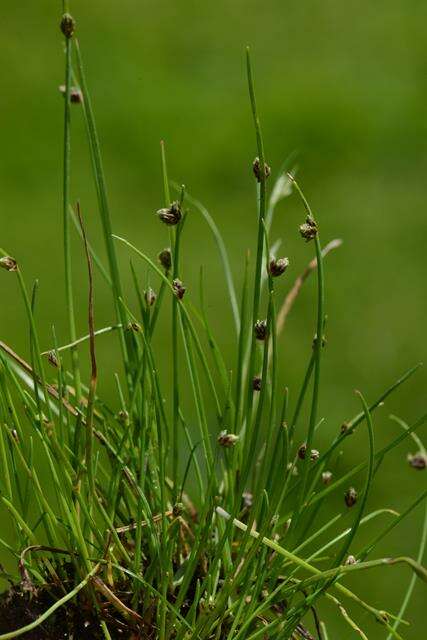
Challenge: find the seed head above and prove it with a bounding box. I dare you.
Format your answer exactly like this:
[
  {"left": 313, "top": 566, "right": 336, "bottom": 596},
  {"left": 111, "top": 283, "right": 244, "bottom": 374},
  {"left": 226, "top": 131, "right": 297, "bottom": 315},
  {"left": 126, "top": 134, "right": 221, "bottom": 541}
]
[
  {"left": 173, "top": 502, "right": 185, "bottom": 517},
  {"left": 252, "top": 376, "right": 262, "bottom": 391},
  {"left": 269, "top": 256, "right": 289, "bottom": 278},
  {"left": 242, "top": 491, "right": 253, "bottom": 508},
  {"left": 158, "top": 248, "right": 172, "bottom": 272},
  {"left": 407, "top": 451, "right": 427, "bottom": 470},
  {"left": 172, "top": 279, "right": 186, "bottom": 300},
  {"left": 312, "top": 333, "right": 327, "bottom": 349},
  {"left": 340, "top": 422, "right": 351, "bottom": 435},
  {"left": 127, "top": 321, "right": 142, "bottom": 333},
  {"left": 46, "top": 351, "right": 59, "bottom": 368},
  {"left": 299, "top": 215, "right": 317, "bottom": 242},
  {"left": 252, "top": 157, "right": 271, "bottom": 182},
  {"left": 59, "top": 85, "right": 83, "bottom": 104},
  {"left": 322, "top": 470, "right": 333, "bottom": 485},
  {"left": 156, "top": 201, "right": 182, "bottom": 226},
  {"left": 0, "top": 256, "right": 17, "bottom": 272},
  {"left": 344, "top": 486, "right": 358, "bottom": 508},
  {"left": 144, "top": 287, "right": 157, "bottom": 307},
  {"left": 298, "top": 443, "right": 307, "bottom": 460},
  {"left": 254, "top": 319, "right": 267, "bottom": 341},
  {"left": 298, "top": 444, "right": 319, "bottom": 461},
  {"left": 217, "top": 430, "right": 239, "bottom": 448},
  {"left": 117, "top": 410, "right": 129, "bottom": 424},
  {"left": 60, "top": 13, "right": 76, "bottom": 39}
]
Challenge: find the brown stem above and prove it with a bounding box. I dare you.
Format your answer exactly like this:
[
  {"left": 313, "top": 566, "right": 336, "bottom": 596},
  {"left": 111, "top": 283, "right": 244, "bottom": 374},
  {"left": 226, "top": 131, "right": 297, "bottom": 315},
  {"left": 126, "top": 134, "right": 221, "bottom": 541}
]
[
  {"left": 76, "top": 202, "right": 97, "bottom": 501},
  {"left": 277, "top": 239, "right": 342, "bottom": 335}
]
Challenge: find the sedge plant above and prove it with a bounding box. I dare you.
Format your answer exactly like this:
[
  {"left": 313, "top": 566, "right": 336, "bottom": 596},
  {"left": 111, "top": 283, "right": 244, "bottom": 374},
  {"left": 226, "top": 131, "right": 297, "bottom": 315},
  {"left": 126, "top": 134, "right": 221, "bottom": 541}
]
[{"left": 0, "top": 6, "right": 425, "bottom": 639}]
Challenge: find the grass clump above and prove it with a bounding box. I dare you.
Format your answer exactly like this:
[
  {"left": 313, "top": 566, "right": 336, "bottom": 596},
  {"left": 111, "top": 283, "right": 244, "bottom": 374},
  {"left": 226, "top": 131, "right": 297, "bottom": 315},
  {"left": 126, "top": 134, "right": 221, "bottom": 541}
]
[{"left": 0, "top": 5, "right": 425, "bottom": 639}]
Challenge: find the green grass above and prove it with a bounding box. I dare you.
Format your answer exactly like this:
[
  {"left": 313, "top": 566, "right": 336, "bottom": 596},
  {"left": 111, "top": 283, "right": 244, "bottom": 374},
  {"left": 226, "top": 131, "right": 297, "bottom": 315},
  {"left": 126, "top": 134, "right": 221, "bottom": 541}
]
[{"left": 0, "top": 6, "right": 425, "bottom": 639}]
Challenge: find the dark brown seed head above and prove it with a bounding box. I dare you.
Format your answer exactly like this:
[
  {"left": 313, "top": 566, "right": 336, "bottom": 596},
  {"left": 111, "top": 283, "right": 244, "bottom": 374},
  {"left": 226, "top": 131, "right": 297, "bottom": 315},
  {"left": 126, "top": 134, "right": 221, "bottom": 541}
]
[
  {"left": 299, "top": 215, "right": 318, "bottom": 242},
  {"left": 127, "top": 321, "right": 142, "bottom": 333},
  {"left": 254, "top": 319, "right": 267, "bottom": 341},
  {"left": 217, "top": 430, "right": 239, "bottom": 448},
  {"left": 172, "top": 279, "right": 186, "bottom": 300},
  {"left": 70, "top": 88, "right": 83, "bottom": 103},
  {"left": 0, "top": 256, "right": 17, "bottom": 272},
  {"left": 298, "top": 443, "right": 307, "bottom": 460},
  {"left": 252, "top": 376, "right": 262, "bottom": 391},
  {"left": 269, "top": 257, "right": 289, "bottom": 277},
  {"left": 46, "top": 351, "right": 59, "bottom": 368},
  {"left": 59, "top": 85, "right": 83, "bottom": 104},
  {"left": 156, "top": 201, "right": 182, "bottom": 226},
  {"left": 158, "top": 248, "right": 172, "bottom": 272},
  {"left": 344, "top": 486, "right": 358, "bottom": 508},
  {"left": 312, "top": 334, "right": 327, "bottom": 349},
  {"left": 298, "top": 444, "right": 319, "bottom": 461},
  {"left": 173, "top": 502, "right": 185, "bottom": 517},
  {"left": 407, "top": 452, "right": 427, "bottom": 470},
  {"left": 60, "top": 13, "right": 76, "bottom": 38},
  {"left": 144, "top": 287, "right": 157, "bottom": 307},
  {"left": 252, "top": 157, "right": 271, "bottom": 182}
]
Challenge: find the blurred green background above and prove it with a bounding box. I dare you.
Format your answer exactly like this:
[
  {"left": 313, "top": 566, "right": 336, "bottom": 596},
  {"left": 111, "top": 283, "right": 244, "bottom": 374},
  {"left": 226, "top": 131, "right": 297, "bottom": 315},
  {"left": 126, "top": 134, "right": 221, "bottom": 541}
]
[{"left": 1, "top": 0, "right": 426, "bottom": 636}]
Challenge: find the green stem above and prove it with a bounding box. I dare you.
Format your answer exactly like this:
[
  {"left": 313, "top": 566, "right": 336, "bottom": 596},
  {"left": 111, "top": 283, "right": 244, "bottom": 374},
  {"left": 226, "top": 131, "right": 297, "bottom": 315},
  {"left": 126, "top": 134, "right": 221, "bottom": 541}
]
[
  {"left": 386, "top": 501, "right": 427, "bottom": 639},
  {"left": 62, "top": 33, "right": 81, "bottom": 402},
  {"left": 161, "top": 141, "right": 180, "bottom": 497},
  {"left": 243, "top": 47, "right": 268, "bottom": 481},
  {"left": 289, "top": 178, "right": 325, "bottom": 535},
  {"left": 74, "top": 39, "right": 132, "bottom": 388}
]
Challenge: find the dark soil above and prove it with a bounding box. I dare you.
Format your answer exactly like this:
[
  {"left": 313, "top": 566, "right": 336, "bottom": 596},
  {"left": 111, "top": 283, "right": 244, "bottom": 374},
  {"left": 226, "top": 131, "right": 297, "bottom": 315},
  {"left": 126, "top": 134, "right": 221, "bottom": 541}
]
[
  {"left": 0, "top": 584, "right": 148, "bottom": 639},
  {"left": 0, "top": 586, "right": 102, "bottom": 638}
]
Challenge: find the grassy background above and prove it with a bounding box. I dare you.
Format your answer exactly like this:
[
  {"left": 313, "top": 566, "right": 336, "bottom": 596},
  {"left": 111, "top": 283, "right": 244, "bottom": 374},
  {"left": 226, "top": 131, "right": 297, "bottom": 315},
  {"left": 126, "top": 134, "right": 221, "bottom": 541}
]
[{"left": 1, "top": 0, "right": 426, "bottom": 636}]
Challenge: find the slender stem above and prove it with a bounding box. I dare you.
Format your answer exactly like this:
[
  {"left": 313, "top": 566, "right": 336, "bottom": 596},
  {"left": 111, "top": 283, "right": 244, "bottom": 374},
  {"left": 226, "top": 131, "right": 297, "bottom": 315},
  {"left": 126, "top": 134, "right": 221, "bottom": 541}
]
[
  {"left": 41, "top": 324, "right": 121, "bottom": 354},
  {"left": 62, "top": 28, "right": 81, "bottom": 402},
  {"left": 386, "top": 501, "right": 427, "bottom": 639},
  {"left": 334, "top": 390, "right": 375, "bottom": 566},
  {"left": 160, "top": 141, "right": 180, "bottom": 496},
  {"left": 77, "top": 205, "right": 97, "bottom": 506},
  {"left": 289, "top": 178, "right": 325, "bottom": 535},
  {"left": 243, "top": 47, "right": 268, "bottom": 479},
  {"left": 74, "top": 39, "right": 132, "bottom": 388}
]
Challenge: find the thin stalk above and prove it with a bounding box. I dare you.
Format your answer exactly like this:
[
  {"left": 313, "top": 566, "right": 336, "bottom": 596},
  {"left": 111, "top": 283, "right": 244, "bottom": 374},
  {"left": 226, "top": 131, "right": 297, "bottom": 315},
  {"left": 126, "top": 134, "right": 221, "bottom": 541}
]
[
  {"left": 174, "top": 185, "right": 240, "bottom": 334},
  {"left": 244, "top": 47, "right": 268, "bottom": 448},
  {"left": 77, "top": 206, "right": 97, "bottom": 507},
  {"left": 42, "top": 325, "right": 121, "bottom": 355},
  {"left": 161, "top": 142, "right": 182, "bottom": 497},
  {"left": 74, "top": 39, "right": 131, "bottom": 385},
  {"left": 333, "top": 391, "right": 375, "bottom": 566},
  {"left": 62, "top": 27, "right": 81, "bottom": 402},
  {"left": 386, "top": 501, "right": 427, "bottom": 639},
  {"left": 289, "top": 177, "right": 325, "bottom": 536}
]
